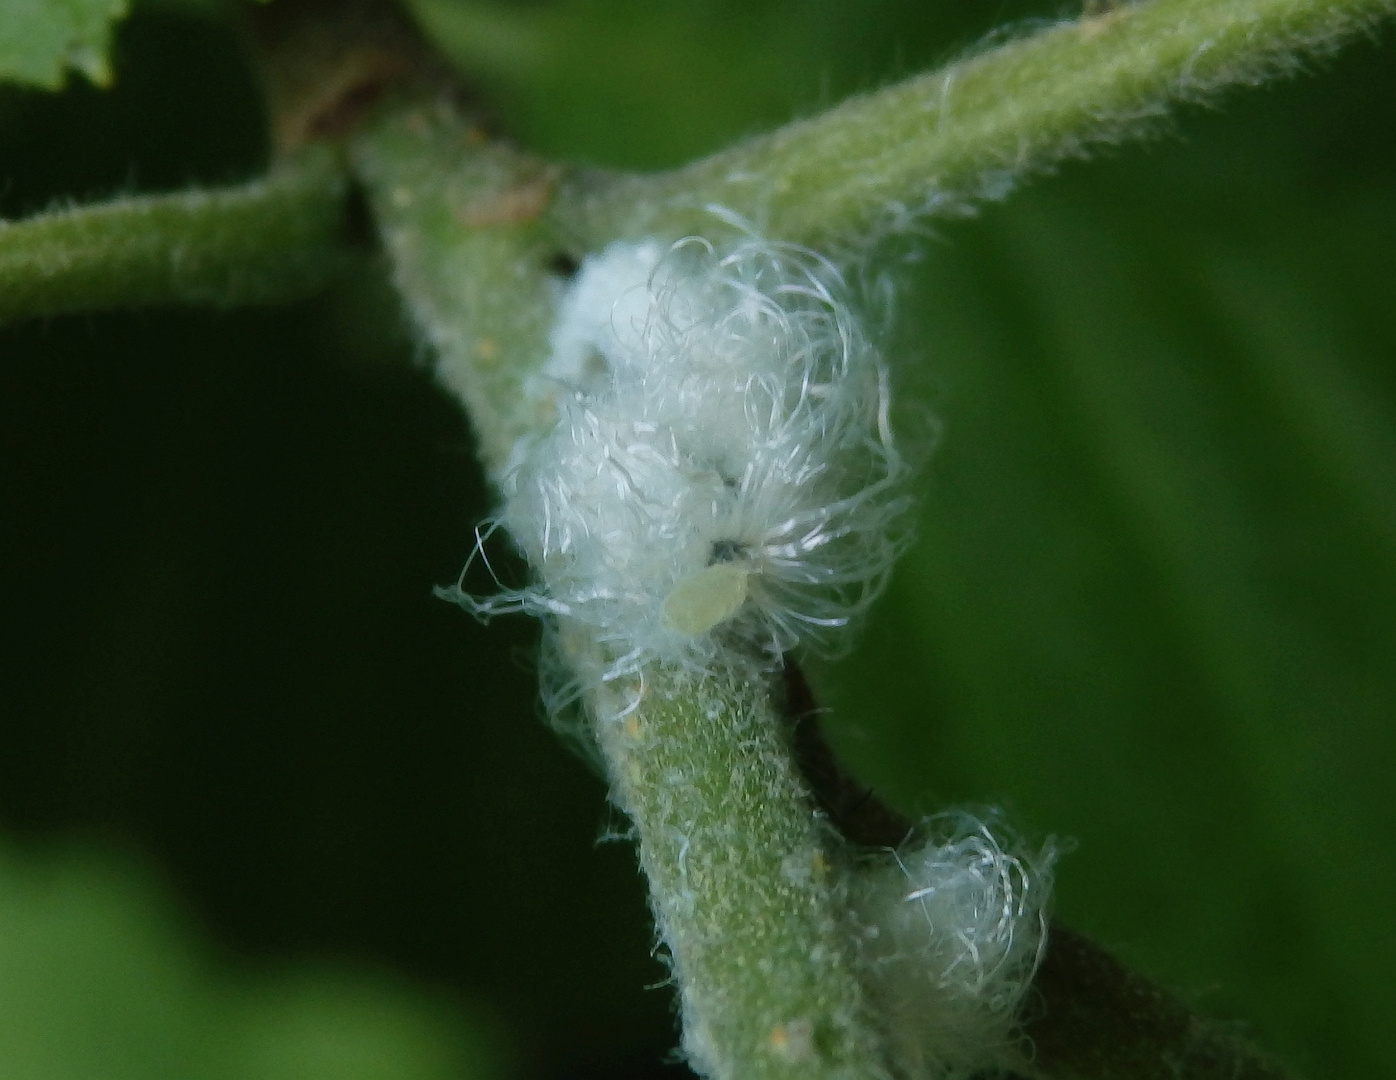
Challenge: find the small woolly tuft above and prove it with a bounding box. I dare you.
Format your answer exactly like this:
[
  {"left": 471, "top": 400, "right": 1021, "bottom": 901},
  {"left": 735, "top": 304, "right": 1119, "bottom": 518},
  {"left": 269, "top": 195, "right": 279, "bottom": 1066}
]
[
  {"left": 852, "top": 813, "right": 1054, "bottom": 1080},
  {"left": 445, "top": 236, "right": 913, "bottom": 709}
]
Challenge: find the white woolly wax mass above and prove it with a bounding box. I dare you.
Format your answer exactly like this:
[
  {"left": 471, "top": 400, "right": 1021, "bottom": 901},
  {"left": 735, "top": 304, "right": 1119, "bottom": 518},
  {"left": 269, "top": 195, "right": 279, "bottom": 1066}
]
[
  {"left": 450, "top": 235, "right": 913, "bottom": 703},
  {"left": 853, "top": 816, "right": 1054, "bottom": 1080}
]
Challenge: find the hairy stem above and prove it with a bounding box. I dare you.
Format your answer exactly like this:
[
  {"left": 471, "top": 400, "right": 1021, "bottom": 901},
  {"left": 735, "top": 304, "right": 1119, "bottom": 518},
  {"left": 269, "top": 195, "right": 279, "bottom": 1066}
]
[
  {"left": 582, "top": 650, "right": 891, "bottom": 1080},
  {"left": 353, "top": 96, "right": 894, "bottom": 1077},
  {"left": 351, "top": 93, "right": 564, "bottom": 478},
  {"left": 0, "top": 149, "right": 351, "bottom": 327},
  {"left": 551, "top": 0, "right": 1396, "bottom": 252}
]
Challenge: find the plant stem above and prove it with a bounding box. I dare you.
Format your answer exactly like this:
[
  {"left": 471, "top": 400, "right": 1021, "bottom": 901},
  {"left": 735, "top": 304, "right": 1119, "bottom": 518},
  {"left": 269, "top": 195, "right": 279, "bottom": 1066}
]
[
  {"left": 582, "top": 649, "right": 891, "bottom": 1080},
  {"left": 352, "top": 97, "right": 895, "bottom": 1077},
  {"left": 350, "top": 93, "right": 564, "bottom": 479},
  {"left": 551, "top": 0, "right": 1396, "bottom": 252},
  {"left": 0, "top": 148, "right": 350, "bottom": 327},
  {"left": 1021, "top": 924, "right": 1297, "bottom": 1080}
]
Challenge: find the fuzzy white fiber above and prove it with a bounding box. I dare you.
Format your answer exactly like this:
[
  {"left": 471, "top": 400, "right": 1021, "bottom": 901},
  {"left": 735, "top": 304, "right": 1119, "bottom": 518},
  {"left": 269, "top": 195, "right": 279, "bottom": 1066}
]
[
  {"left": 450, "top": 236, "right": 912, "bottom": 703},
  {"left": 853, "top": 815, "right": 1054, "bottom": 1080}
]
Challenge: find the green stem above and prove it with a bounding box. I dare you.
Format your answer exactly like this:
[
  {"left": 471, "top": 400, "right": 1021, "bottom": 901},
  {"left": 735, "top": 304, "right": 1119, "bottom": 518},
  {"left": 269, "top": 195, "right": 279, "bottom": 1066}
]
[
  {"left": 551, "top": 0, "right": 1396, "bottom": 251},
  {"left": 0, "top": 148, "right": 351, "bottom": 327},
  {"left": 350, "top": 94, "right": 564, "bottom": 478},
  {"left": 351, "top": 91, "right": 895, "bottom": 1078},
  {"left": 583, "top": 651, "right": 891, "bottom": 1080}
]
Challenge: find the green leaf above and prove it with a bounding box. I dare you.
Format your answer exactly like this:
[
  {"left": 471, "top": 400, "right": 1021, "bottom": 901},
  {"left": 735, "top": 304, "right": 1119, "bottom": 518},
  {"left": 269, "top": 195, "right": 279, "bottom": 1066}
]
[
  {"left": 0, "top": 839, "right": 505, "bottom": 1080},
  {"left": 0, "top": 0, "right": 132, "bottom": 90}
]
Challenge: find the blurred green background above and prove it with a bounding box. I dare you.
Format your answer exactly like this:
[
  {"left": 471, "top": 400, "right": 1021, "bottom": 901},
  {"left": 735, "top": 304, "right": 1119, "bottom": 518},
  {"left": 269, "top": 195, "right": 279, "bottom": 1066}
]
[{"left": 1, "top": 2, "right": 1393, "bottom": 1078}]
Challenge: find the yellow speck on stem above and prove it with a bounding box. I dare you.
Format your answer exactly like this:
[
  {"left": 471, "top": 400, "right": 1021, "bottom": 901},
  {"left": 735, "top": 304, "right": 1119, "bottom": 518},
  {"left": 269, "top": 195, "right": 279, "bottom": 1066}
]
[{"left": 768, "top": 1019, "right": 816, "bottom": 1062}]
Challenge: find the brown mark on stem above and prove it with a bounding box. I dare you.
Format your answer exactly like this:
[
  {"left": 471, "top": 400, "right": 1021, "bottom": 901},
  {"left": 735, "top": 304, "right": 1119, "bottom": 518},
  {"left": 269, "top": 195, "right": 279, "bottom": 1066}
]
[
  {"left": 247, "top": 0, "right": 441, "bottom": 155},
  {"left": 456, "top": 166, "right": 565, "bottom": 228}
]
